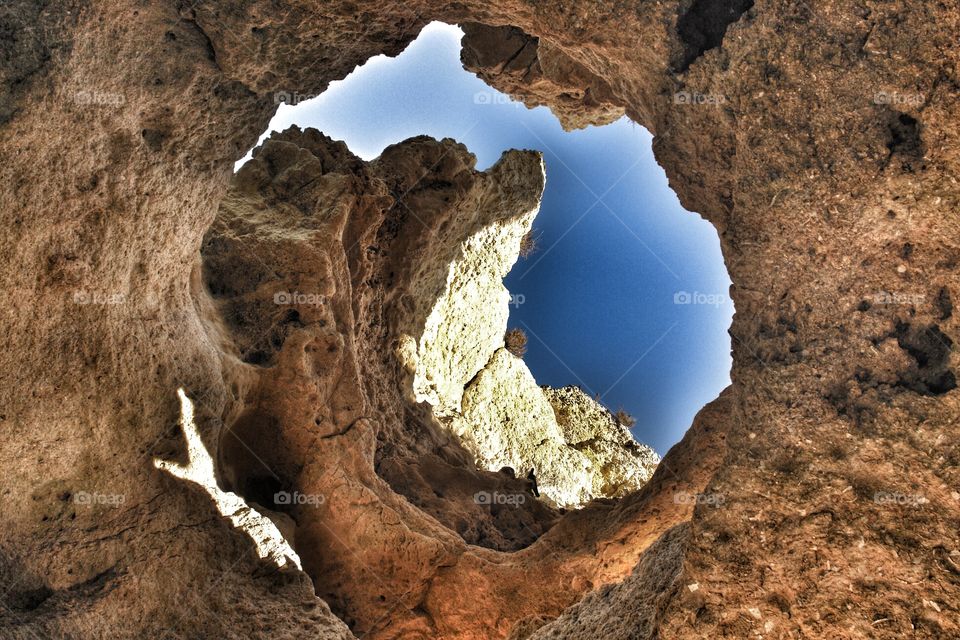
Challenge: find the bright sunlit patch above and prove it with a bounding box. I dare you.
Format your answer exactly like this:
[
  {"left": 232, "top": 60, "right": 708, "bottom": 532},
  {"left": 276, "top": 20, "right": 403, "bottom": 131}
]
[{"left": 154, "top": 389, "right": 302, "bottom": 571}]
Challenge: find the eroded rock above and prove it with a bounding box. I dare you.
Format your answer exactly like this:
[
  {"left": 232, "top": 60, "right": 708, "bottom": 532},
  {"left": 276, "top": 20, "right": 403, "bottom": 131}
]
[
  {"left": 461, "top": 22, "right": 625, "bottom": 131},
  {"left": 544, "top": 386, "right": 660, "bottom": 499},
  {"left": 2, "top": 2, "right": 958, "bottom": 639},
  {"left": 386, "top": 149, "right": 659, "bottom": 509},
  {"left": 455, "top": 348, "right": 594, "bottom": 508}
]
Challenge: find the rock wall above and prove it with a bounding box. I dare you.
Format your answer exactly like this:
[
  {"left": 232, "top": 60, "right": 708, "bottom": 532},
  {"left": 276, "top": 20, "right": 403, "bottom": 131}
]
[
  {"left": 198, "top": 125, "right": 698, "bottom": 636},
  {"left": 1, "top": 1, "right": 957, "bottom": 639},
  {"left": 544, "top": 386, "right": 661, "bottom": 499},
  {"left": 387, "top": 151, "right": 660, "bottom": 509},
  {"left": 451, "top": 353, "right": 662, "bottom": 508},
  {"left": 460, "top": 22, "right": 625, "bottom": 131},
  {"left": 456, "top": 348, "right": 595, "bottom": 508}
]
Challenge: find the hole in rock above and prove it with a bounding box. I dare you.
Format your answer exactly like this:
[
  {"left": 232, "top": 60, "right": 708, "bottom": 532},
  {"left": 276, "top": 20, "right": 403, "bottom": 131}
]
[{"left": 227, "top": 22, "right": 731, "bottom": 549}]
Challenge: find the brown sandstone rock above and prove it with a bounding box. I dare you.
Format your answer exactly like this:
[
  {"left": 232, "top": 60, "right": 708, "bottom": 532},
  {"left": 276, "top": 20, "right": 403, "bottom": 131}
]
[{"left": 1, "top": 1, "right": 957, "bottom": 638}]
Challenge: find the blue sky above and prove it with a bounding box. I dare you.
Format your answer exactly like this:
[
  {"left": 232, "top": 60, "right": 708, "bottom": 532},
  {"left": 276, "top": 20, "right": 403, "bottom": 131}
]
[{"left": 241, "top": 22, "right": 733, "bottom": 455}]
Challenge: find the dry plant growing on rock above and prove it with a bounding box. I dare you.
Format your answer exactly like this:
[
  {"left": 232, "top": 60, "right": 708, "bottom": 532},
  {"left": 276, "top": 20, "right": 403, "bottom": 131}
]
[
  {"left": 519, "top": 230, "right": 539, "bottom": 258},
  {"left": 614, "top": 408, "right": 636, "bottom": 428},
  {"left": 505, "top": 327, "right": 528, "bottom": 358}
]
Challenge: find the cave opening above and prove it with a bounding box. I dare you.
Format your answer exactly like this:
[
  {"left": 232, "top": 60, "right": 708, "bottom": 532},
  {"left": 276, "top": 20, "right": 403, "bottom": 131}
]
[{"left": 229, "top": 21, "right": 731, "bottom": 523}]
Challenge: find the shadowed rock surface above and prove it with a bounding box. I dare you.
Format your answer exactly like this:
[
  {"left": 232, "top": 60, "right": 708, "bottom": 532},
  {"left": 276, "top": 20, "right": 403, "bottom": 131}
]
[{"left": 0, "top": 1, "right": 957, "bottom": 638}]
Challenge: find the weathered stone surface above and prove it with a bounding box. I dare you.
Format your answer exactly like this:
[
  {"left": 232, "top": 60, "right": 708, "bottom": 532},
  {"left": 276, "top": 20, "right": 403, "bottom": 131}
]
[
  {"left": 529, "top": 523, "right": 690, "bottom": 640},
  {"left": 196, "top": 126, "right": 714, "bottom": 638},
  {"left": 1, "top": 1, "right": 958, "bottom": 638},
  {"left": 460, "top": 22, "right": 625, "bottom": 130},
  {"left": 455, "top": 348, "right": 594, "bottom": 509},
  {"left": 388, "top": 156, "right": 658, "bottom": 509},
  {"left": 544, "top": 386, "right": 660, "bottom": 499},
  {"left": 446, "top": 352, "right": 661, "bottom": 509},
  {"left": 401, "top": 155, "right": 542, "bottom": 417},
  {"left": 155, "top": 389, "right": 303, "bottom": 572}
]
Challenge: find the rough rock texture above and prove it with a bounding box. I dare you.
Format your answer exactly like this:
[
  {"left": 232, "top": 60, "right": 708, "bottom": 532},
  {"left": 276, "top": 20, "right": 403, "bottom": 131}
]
[
  {"left": 390, "top": 161, "right": 658, "bottom": 509},
  {"left": 460, "top": 22, "right": 625, "bottom": 130},
  {"left": 198, "top": 126, "right": 725, "bottom": 637},
  {"left": 155, "top": 389, "right": 303, "bottom": 572},
  {"left": 451, "top": 353, "right": 661, "bottom": 508},
  {"left": 545, "top": 386, "right": 661, "bottom": 499},
  {"left": 1, "top": 1, "right": 958, "bottom": 639},
  {"left": 455, "top": 348, "right": 594, "bottom": 508},
  {"left": 530, "top": 522, "right": 690, "bottom": 640},
  {"left": 395, "top": 145, "right": 542, "bottom": 418}
]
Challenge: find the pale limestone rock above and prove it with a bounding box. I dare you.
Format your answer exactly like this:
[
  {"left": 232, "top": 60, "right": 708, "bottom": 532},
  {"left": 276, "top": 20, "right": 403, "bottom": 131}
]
[
  {"left": 454, "top": 348, "right": 594, "bottom": 508},
  {"left": 544, "top": 386, "right": 660, "bottom": 498},
  {"left": 391, "top": 146, "right": 659, "bottom": 509},
  {"left": 412, "top": 210, "right": 538, "bottom": 416}
]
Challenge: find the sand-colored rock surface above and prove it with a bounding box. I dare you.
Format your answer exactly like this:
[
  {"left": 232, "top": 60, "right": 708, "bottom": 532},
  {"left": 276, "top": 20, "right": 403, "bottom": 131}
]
[
  {"left": 389, "top": 156, "right": 659, "bottom": 509},
  {"left": 460, "top": 22, "right": 625, "bottom": 131},
  {"left": 404, "top": 177, "right": 538, "bottom": 417},
  {"left": 545, "top": 386, "right": 661, "bottom": 499},
  {"left": 1, "top": 1, "right": 957, "bottom": 638},
  {"left": 194, "top": 126, "right": 714, "bottom": 637},
  {"left": 455, "top": 348, "right": 594, "bottom": 508}
]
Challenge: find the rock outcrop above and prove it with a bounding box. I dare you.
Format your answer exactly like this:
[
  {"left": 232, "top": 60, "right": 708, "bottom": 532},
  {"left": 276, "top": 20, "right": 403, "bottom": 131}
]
[
  {"left": 456, "top": 348, "right": 594, "bottom": 508},
  {"left": 1, "top": 1, "right": 958, "bottom": 639},
  {"left": 386, "top": 149, "right": 660, "bottom": 509},
  {"left": 544, "top": 386, "right": 661, "bottom": 499},
  {"left": 450, "top": 353, "right": 662, "bottom": 508},
  {"left": 194, "top": 125, "right": 693, "bottom": 636},
  {"left": 460, "top": 22, "right": 625, "bottom": 130}
]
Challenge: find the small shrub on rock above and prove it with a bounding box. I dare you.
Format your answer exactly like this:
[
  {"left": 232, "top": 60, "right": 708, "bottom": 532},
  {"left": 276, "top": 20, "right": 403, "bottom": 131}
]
[
  {"left": 519, "top": 230, "right": 539, "bottom": 258},
  {"left": 504, "top": 328, "right": 528, "bottom": 358},
  {"left": 614, "top": 408, "right": 636, "bottom": 428}
]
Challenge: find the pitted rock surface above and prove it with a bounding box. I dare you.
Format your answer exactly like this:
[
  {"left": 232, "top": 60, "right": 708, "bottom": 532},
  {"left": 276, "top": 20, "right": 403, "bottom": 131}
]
[{"left": 1, "top": 1, "right": 957, "bottom": 638}]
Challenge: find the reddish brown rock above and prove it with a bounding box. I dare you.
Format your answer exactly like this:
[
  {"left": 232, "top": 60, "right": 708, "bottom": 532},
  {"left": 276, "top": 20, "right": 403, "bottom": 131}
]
[
  {"left": 460, "top": 22, "right": 625, "bottom": 130},
  {"left": 0, "top": 1, "right": 957, "bottom": 638}
]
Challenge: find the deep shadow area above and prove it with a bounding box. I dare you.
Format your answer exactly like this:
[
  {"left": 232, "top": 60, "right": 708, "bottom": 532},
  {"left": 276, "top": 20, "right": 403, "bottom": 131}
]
[{"left": 676, "top": 0, "right": 754, "bottom": 71}]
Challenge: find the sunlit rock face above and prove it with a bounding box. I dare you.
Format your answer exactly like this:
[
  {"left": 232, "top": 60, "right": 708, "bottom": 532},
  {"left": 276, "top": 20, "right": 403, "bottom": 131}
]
[
  {"left": 395, "top": 156, "right": 659, "bottom": 508},
  {"left": 402, "top": 164, "right": 541, "bottom": 416},
  {"left": 450, "top": 352, "right": 661, "bottom": 509},
  {"left": 446, "top": 347, "right": 661, "bottom": 509},
  {"left": 455, "top": 348, "right": 594, "bottom": 508},
  {"left": 544, "top": 386, "right": 661, "bottom": 498},
  {"left": 154, "top": 389, "right": 302, "bottom": 572},
  {"left": 460, "top": 22, "right": 626, "bottom": 131}
]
